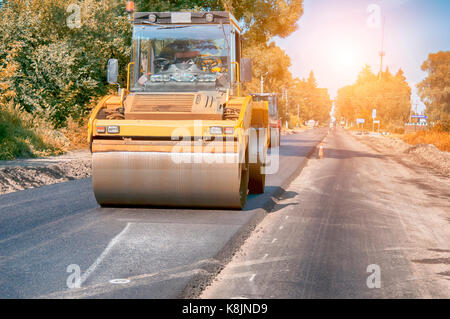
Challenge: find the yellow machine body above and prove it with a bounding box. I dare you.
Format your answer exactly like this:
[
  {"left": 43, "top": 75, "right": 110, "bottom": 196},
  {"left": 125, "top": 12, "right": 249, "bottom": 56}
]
[{"left": 87, "top": 12, "right": 269, "bottom": 209}]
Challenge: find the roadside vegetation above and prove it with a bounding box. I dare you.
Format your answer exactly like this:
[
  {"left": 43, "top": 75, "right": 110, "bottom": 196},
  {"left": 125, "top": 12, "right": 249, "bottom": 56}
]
[
  {"left": 336, "top": 50, "right": 449, "bottom": 152},
  {"left": 0, "top": 103, "right": 62, "bottom": 160},
  {"left": 335, "top": 65, "right": 411, "bottom": 132},
  {"left": 0, "top": 102, "right": 89, "bottom": 160},
  {"left": 402, "top": 130, "right": 450, "bottom": 153}
]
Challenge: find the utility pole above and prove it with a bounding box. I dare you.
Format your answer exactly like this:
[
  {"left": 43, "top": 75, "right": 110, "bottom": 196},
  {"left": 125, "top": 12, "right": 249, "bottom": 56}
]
[
  {"left": 284, "top": 88, "right": 289, "bottom": 129},
  {"left": 378, "top": 17, "right": 386, "bottom": 80},
  {"left": 260, "top": 75, "right": 264, "bottom": 94}
]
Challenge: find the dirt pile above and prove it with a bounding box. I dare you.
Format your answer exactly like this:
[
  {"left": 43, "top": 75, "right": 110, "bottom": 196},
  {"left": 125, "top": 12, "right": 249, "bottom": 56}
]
[
  {"left": 352, "top": 132, "right": 450, "bottom": 176},
  {"left": 0, "top": 150, "right": 92, "bottom": 195},
  {"left": 404, "top": 143, "right": 450, "bottom": 175}
]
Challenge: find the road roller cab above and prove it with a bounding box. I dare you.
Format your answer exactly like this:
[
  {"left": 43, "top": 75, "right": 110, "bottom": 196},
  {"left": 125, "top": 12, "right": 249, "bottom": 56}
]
[{"left": 87, "top": 11, "right": 269, "bottom": 209}]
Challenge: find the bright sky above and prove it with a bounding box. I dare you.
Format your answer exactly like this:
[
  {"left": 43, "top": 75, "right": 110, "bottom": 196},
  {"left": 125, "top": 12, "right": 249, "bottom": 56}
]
[{"left": 275, "top": 0, "right": 450, "bottom": 112}]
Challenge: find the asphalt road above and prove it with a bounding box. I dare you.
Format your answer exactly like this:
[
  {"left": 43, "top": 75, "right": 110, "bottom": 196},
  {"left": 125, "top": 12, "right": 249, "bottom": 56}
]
[
  {"left": 201, "top": 128, "right": 450, "bottom": 299},
  {"left": 0, "top": 128, "right": 326, "bottom": 298}
]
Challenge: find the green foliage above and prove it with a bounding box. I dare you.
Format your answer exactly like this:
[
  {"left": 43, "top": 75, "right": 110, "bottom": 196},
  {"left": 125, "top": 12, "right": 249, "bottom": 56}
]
[
  {"left": 0, "top": 104, "right": 60, "bottom": 160},
  {"left": 417, "top": 51, "right": 450, "bottom": 123},
  {"left": 223, "top": 0, "right": 303, "bottom": 44},
  {"left": 335, "top": 65, "right": 412, "bottom": 129},
  {"left": 289, "top": 71, "right": 332, "bottom": 124},
  {"left": 244, "top": 46, "right": 331, "bottom": 124},
  {"left": 0, "top": 0, "right": 131, "bottom": 127},
  {"left": 243, "top": 41, "right": 293, "bottom": 99}
]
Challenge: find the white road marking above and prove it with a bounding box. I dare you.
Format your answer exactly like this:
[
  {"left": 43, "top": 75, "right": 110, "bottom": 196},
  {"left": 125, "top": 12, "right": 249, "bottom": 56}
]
[
  {"left": 285, "top": 216, "right": 289, "bottom": 220},
  {"left": 230, "top": 256, "right": 291, "bottom": 268},
  {"left": 79, "top": 223, "right": 131, "bottom": 286},
  {"left": 271, "top": 238, "right": 277, "bottom": 244},
  {"left": 221, "top": 272, "right": 255, "bottom": 280},
  {"left": 249, "top": 274, "right": 256, "bottom": 282},
  {"left": 263, "top": 254, "right": 268, "bottom": 260},
  {"left": 279, "top": 226, "right": 284, "bottom": 230},
  {"left": 109, "top": 279, "right": 130, "bottom": 284}
]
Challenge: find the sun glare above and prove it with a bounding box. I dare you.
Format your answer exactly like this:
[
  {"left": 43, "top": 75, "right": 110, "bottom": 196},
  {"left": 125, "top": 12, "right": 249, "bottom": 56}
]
[{"left": 331, "top": 41, "right": 362, "bottom": 71}]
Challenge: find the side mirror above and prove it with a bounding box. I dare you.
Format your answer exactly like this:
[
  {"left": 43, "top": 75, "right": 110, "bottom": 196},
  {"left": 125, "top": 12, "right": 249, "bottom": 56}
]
[
  {"left": 240, "top": 58, "right": 252, "bottom": 83},
  {"left": 107, "top": 59, "right": 119, "bottom": 84}
]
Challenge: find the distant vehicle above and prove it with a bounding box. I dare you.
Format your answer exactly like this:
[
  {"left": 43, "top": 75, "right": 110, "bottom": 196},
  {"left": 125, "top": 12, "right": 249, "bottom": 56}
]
[
  {"left": 306, "top": 120, "right": 317, "bottom": 128},
  {"left": 251, "top": 93, "right": 280, "bottom": 147}
]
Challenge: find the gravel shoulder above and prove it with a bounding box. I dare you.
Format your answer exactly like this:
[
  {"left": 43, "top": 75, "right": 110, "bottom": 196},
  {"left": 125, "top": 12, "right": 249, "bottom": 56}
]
[
  {"left": 0, "top": 150, "right": 92, "bottom": 195},
  {"left": 350, "top": 131, "right": 450, "bottom": 177}
]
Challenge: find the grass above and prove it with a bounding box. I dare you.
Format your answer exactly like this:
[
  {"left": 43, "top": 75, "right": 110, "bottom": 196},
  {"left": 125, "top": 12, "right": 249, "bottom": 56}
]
[
  {"left": 58, "top": 118, "right": 89, "bottom": 151},
  {"left": 402, "top": 130, "right": 450, "bottom": 152},
  {"left": 0, "top": 104, "right": 59, "bottom": 160},
  {"left": 0, "top": 103, "right": 88, "bottom": 160}
]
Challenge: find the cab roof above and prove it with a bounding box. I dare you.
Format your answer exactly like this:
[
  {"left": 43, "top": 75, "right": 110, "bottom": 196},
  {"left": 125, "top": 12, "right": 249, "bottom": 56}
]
[{"left": 133, "top": 11, "right": 240, "bottom": 31}]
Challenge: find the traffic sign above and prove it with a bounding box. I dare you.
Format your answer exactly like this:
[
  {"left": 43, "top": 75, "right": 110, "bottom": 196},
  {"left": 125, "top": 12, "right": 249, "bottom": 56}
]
[
  {"left": 357, "top": 118, "right": 365, "bottom": 124},
  {"left": 372, "top": 109, "right": 377, "bottom": 119},
  {"left": 411, "top": 115, "right": 427, "bottom": 119}
]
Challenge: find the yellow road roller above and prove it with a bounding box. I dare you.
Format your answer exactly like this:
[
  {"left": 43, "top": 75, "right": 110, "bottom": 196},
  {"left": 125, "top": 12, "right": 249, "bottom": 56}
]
[{"left": 87, "top": 11, "right": 269, "bottom": 209}]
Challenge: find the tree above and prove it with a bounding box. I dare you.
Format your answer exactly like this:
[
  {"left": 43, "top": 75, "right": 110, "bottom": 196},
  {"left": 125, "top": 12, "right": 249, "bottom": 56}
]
[
  {"left": 336, "top": 65, "right": 411, "bottom": 130},
  {"left": 223, "top": 0, "right": 304, "bottom": 44},
  {"left": 284, "top": 71, "right": 332, "bottom": 125},
  {"left": 417, "top": 51, "right": 450, "bottom": 124},
  {"left": 0, "top": 0, "right": 131, "bottom": 127}
]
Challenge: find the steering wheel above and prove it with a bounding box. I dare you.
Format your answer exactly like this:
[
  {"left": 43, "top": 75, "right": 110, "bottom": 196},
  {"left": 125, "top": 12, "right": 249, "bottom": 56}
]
[
  {"left": 197, "top": 56, "right": 220, "bottom": 72},
  {"left": 154, "top": 57, "right": 170, "bottom": 70}
]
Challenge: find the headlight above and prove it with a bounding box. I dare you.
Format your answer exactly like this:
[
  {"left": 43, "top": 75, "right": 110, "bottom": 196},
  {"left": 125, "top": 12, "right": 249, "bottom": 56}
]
[
  {"left": 149, "top": 14, "right": 157, "bottom": 23},
  {"left": 223, "top": 127, "right": 234, "bottom": 135},
  {"left": 96, "top": 126, "right": 106, "bottom": 134},
  {"left": 205, "top": 13, "right": 214, "bottom": 23},
  {"left": 209, "top": 127, "right": 223, "bottom": 135},
  {"left": 107, "top": 126, "right": 120, "bottom": 134}
]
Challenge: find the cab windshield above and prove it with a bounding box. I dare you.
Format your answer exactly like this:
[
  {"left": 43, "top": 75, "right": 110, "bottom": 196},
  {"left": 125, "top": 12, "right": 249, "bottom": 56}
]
[{"left": 131, "top": 24, "right": 231, "bottom": 92}]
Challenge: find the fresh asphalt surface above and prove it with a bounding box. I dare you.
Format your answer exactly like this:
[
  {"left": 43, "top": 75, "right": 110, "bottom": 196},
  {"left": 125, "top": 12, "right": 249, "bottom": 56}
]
[
  {"left": 202, "top": 128, "right": 450, "bottom": 299},
  {"left": 0, "top": 128, "right": 326, "bottom": 298}
]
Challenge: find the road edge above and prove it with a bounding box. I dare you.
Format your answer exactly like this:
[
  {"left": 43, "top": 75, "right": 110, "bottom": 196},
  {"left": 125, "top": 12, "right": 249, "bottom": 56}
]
[{"left": 180, "top": 129, "right": 328, "bottom": 298}]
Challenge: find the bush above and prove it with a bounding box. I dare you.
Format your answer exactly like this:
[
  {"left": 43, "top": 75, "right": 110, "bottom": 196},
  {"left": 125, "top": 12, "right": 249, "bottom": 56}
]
[
  {"left": 431, "top": 121, "right": 450, "bottom": 132},
  {"left": 0, "top": 103, "right": 63, "bottom": 160},
  {"left": 0, "top": 0, "right": 131, "bottom": 128}
]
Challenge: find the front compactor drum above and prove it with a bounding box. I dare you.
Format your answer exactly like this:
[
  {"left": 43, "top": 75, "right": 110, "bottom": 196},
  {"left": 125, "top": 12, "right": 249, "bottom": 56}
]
[{"left": 92, "top": 151, "right": 248, "bottom": 209}]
